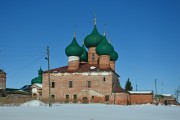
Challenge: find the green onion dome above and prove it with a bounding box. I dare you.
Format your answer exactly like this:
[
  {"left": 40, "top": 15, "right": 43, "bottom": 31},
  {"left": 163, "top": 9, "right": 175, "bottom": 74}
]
[
  {"left": 65, "top": 36, "right": 83, "bottom": 57},
  {"left": 96, "top": 35, "right": 114, "bottom": 55},
  {"left": 31, "top": 68, "right": 43, "bottom": 84},
  {"left": 84, "top": 25, "right": 103, "bottom": 48},
  {"left": 31, "top": 77, "right": 42, "bottom": 84},
  {"left": 80, "top": 44, "right": 88, "bottom": 62},
  {"left": 38, "top": 67, "right": 43, "bottom": 77},
  {"left": 110, "top": 50, "right": 118, "bottom": 61}
]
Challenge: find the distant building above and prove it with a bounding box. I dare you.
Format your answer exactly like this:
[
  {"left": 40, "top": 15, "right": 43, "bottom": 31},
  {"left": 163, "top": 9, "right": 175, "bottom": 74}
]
[
  {"left": 0, "top": 69, "right": 6, "bottom": 97},
  {"left": 21, "top": 85, "right": 32, "bottom": 93},
  {"left": 31, "top": 84, "right": 42, "bottom": 99},
  {"left": 6, "top": 88, "right": 31, "bottom": 98},
  {"left": 156, "top": 94, "right": 178, "bottom": 105},
  {"left": 31, "top": 68, "right": 43, "bottom": 99}
]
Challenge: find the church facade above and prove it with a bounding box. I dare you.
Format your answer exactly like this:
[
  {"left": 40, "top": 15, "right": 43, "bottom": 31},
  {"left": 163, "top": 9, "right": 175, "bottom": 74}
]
[{"left": 41, "top": 18, "right": 153, "bottom": 104}]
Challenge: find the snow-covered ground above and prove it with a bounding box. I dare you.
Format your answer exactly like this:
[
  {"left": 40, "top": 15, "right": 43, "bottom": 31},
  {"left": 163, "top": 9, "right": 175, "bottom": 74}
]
[
  {"left": 0, "top": 100, "right": 180, "bottom": 120},
  {"left": 21, "top": 100, "right": 45, "bottom": 106}
]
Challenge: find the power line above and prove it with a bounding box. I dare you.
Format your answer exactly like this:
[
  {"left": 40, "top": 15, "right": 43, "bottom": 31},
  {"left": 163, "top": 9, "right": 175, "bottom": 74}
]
[{"left": 8, "top": 55, "right": 45, "bottom": 76}]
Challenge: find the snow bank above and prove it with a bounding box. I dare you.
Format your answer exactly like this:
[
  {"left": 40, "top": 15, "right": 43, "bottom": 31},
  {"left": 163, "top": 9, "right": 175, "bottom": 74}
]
[
  {"left": 21, "top": 100, "right": 45, "bottom": 106},
  {"left": 0, "top": 104, "right": 180, "bottom": 120}
]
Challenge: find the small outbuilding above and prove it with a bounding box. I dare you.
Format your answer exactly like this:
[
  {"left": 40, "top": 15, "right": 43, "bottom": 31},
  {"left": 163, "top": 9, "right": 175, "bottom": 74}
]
[
  {"left": 128, "top": 91, "right": 153, "bottom": 104},
  {"left": 156, "top": 94, "right": 178, "bottom": 105}
]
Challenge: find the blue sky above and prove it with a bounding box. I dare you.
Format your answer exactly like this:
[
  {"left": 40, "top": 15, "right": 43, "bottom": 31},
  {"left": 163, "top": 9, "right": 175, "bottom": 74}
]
[{"left": 0, "top": 0, "right": 180, "bottom": 95}]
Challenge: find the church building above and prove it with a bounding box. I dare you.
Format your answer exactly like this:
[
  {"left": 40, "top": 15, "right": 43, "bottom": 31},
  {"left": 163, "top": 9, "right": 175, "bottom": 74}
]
[
  {"left": 42, "top": 18, "right": 129, "bottom": 104},
  {"left": 42, "top": 18, "right": 153, "bottom": 104}
]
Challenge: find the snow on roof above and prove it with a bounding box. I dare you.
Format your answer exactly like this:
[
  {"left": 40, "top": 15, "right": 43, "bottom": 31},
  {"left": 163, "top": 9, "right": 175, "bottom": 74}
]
[
  {"left": 34, "top": 83, "right": 42, "bottom": 88},
  {"left": 128, "top": 91, "right": 153, "bottom": 94},
  {"left": 162, "top": 94, "right": 172, "bottom": 97},
  {"left": 21, "top": 85, "right": 31, "bottom": 90}
]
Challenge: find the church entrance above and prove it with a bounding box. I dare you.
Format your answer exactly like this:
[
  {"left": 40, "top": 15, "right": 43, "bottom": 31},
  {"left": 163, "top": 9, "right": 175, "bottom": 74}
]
[{"left": 82, "top": 97, "right": 89, "bottom": 103}]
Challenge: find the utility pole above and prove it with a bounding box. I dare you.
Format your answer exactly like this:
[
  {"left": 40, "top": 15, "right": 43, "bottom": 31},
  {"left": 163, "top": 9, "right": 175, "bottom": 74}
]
[
  {"left": 161, "top": 81, "right": 163, "bottom": 93},
  {"left": 177, "top": 90, "right": 179, "bottom": 102},
  {"left": 46, "top": 46, "right": 52, "bottom": 107},
  {"left": 155, "top": 79, "right": 158, "bottom": 105},
  {"left": 155, "top": 79, "right": 157, "bottom": 96},
  {"left": 136, "top": 84, "right": 137, "bottom": 91}
]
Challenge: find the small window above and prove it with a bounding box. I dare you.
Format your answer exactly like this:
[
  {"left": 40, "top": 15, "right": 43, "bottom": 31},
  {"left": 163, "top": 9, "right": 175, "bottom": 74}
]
[
  {"left": 69, "top": 81, "right": 73, "bottom": 88},
  {"left": 51, "top": 95, "right": 55, "bottom": 99},
  {"left": 74, "top": 95, "right": 77, "bottom": 103},
  {"left": 51, "top": 82, "right": 55, "bottom": 88},
  {"left": 103, "top": 77, "right": 106, "bottom": 81},
  {"left": 74, "top": 95, "right": 77, "bottom": 100},
  {"left": 66, "top": 95, "right": 69, "bottom": 99},
  {"left": 92, "top": 96, "right": 94, "bottom": 101},
  {"left": 66, "top": 95, "right": 69, "bottom": 103},
  {"left": 105, "top": 95, "right": 109, "bottom": 101},
  {"left": 88, "top": 81, "right": 91, "bottom": 88},
  {"left": 92, "top": 53, "right": 95, "bottom": 61}
]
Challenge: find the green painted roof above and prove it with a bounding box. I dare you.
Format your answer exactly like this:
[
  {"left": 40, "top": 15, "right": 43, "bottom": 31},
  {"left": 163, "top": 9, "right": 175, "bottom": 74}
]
[
  {"left": 80, "top": 44, "right": 88, "bottom": 62},
  {"left": 6, "top": 88, "right": 31, "bottom": 95},
  {"left": 31, "top": 68, "right": 43, "bottom": 84},
  {"left": 31, "top": 77, "right": 42, "bottom": 84},
  {"left": 38, "top": 67, "right": 43, "bottom": 76},
  {"left": 96, "top": 35, "right": 114, "bottom": 55},
  {"left": 110, "top": 50, "right": 118, "bottom": 61},
  {"left": 84, "top": 25, "right": 103, "bottom": 48},
  {"left": 65, "top": 36, "right": 83, "bottom": 57}
]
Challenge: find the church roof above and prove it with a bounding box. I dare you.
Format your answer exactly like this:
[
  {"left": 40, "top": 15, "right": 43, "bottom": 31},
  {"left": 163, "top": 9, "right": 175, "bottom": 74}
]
[
  {"left": 43, "top": 63, "right": 120, "bottom": 77},
  {"left": 113, "top": 84, "right": 125, "bottom": 93},
  {"left": 31, "top": 77, "right": 42, "bottom": 84},
  {"left": 84, "top": 25, "right": 103, "bottom": 48},
  {"left": 96, "top": 35, "right": 114, "bottom": 55},
  {"left": 31, "top": 68, "right": 43, "bottom": 84},
  {"left": 110, "top": 50, "right": 118, "bottom": 61},
  {"left": 38, "top": 67, "right": 43, "bottom": 74},
  {"left": 65, "top": 35, "right": 83, "bottom": 57},
  {"left": 32, "top": 83, "right": 42, "bottom": 88},
  {"left": 80, "top": 44, "right": 88, "bottom": 62}
]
